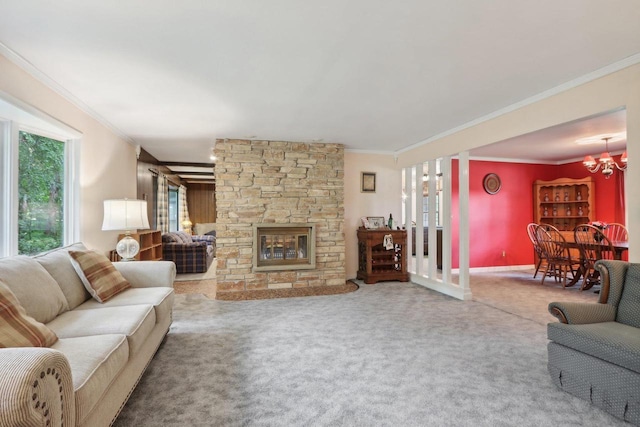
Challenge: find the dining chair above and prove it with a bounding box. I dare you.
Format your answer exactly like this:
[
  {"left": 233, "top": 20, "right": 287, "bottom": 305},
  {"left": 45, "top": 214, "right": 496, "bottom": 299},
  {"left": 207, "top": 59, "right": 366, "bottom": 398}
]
[
  {"left": 535, "top": 224, "right": 580, "bottom": 287},
  {"left": 526, "top": 223, "right": 547, "bottom": 278},
  {"left": 603, "top": 222, "right": 628, "bottom": 243},
  {"left": 573, "top": 224, "right": 616, "bottom": 291}
]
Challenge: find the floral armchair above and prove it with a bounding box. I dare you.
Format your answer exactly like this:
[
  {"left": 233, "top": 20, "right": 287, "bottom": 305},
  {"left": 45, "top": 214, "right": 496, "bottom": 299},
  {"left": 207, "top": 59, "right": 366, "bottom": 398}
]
[{"left": 162, "top": 231, "right": 215, "bottom": 274}]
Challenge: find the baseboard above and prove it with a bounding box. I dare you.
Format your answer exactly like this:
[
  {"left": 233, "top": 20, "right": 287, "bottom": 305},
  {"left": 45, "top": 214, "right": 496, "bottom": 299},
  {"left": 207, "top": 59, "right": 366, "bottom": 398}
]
[{"left": 451, "top": 264, "right": 535, "bottom": 274}]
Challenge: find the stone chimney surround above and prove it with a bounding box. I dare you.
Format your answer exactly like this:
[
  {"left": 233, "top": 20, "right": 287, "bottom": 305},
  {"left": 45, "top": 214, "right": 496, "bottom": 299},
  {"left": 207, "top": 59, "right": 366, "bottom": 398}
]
[{"left": 215, "top": 139, "right": 345, "bottom": 293}]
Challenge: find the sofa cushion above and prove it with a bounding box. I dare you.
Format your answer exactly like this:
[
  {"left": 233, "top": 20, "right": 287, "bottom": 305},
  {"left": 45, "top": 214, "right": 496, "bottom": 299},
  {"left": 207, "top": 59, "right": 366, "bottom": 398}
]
[
  {"left": 69, "top": 251, "right": 131, "bottom": 303},
  {"left": 75, "top": 287, "right": 174, "bottom": 325},
  {"left": 193, "top": 222, "right": 216, "bottom": 236},
  {"left": 617, "top": 264, "right": 640, "bottom": 328},
  {"left": 33, "top": 243, "right": 91, "bottom": 310},
  {"left": 47, "top": 304, "right": 156, "bottom": 357},
  {"left": 548, "top": 321, "right": 640, "bottom": 373},
  {"left": 52, "top": 334, "right": 128, "bottom": 424},
  {"left": 0, "top": 279, "right": 58, "bottom": 347},
  {"left": 163, "top": 231, "right": 193, "bottom": 244},
  {"left": 0, "top": 256, "right": 69, "bottom": 323}
]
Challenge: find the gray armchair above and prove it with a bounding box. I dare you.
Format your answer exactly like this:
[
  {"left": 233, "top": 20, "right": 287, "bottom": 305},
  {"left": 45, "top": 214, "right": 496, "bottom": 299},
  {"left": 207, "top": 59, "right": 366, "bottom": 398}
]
[{"left": 547, "top": 259, "right": 640, "bottom": 424}]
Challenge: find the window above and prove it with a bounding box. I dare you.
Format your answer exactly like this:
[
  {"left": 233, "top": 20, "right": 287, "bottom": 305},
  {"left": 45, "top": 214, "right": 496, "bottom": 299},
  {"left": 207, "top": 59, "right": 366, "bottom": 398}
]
[
  {"left": 168, "top": 186, "right": 179, "bottom": 231},
  {"left": 18, "top": 131, "right": 65, "bottom": 254},
  {"left": 0, "top": 95, "right": 80, "bottom": 257}
]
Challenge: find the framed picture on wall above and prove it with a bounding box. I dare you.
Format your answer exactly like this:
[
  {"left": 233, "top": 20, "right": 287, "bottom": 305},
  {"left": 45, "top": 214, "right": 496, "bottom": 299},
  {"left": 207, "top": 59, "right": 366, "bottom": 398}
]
[{"left": 361, "top": 172, "right": 376, "bottom": 193}]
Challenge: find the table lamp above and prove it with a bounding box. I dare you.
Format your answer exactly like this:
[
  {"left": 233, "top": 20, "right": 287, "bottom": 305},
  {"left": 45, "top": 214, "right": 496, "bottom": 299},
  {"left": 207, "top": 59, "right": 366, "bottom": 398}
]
[
  {"left": 102, "top": 199, "right": 150, "bottom": 261},
  {"left": 181, "top": 219, "right": 193, "bottom": 235}
]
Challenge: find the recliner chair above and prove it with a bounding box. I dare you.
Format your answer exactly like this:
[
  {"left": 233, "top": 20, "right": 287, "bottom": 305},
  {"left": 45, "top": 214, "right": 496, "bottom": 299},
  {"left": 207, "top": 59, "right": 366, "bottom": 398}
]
[{"left": 547, "top": 259, "right": 640, "bottom": 424}]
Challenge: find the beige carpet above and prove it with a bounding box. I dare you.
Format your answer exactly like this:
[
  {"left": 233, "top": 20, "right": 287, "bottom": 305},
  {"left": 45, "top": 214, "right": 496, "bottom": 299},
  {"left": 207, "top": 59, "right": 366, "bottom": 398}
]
[
  {"left": 468, "top": 268, "right": 600, "bottom": 325},
  {"left": 173, "top": 262, "right": 600, "bottom": 311},
  {"left": 115, "top": 273, "right": 622, "bottom": 427}
]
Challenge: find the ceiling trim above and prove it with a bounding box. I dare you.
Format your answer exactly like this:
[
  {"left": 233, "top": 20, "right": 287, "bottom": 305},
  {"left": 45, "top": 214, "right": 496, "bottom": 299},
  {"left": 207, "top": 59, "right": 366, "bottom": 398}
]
[
  {"left": 345, "top": 148, "right": 395, "bottom": 155},
  {"left": 471, "top": 147, "right": 628, "bottom": 166},
  {"left": 0, "top": 41, "right": 133, "bottom": 145},
  {"left": 161, "top": 161, "right": 215, "bottom": 168},
  {"left": 469, "top": 156, "right": 561, "bottom": 165},
  {"left": 176, "top": 171, "right": 215, "bottom": 176},
  {"left": 396, "top": 52, "right": 640, "bottom": 156}
]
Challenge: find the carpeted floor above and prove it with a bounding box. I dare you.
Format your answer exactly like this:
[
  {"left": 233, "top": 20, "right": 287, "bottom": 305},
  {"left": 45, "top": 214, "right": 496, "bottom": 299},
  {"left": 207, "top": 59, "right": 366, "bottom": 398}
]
[{"left": 113, "top": 271, "right": 621, "bottom": 426}]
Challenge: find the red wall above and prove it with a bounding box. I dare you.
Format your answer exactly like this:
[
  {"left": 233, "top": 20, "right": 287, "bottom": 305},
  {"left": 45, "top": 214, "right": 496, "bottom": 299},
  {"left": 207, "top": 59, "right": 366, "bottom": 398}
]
[{"left": 449, "top": 156, "right": 625, "bottom": 268}]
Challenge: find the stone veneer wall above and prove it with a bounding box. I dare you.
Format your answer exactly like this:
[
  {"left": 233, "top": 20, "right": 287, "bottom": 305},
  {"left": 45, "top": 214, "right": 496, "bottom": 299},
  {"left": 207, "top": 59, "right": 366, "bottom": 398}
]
[{"left": 215, "top": 139, "right": 345, "bottom": 292}]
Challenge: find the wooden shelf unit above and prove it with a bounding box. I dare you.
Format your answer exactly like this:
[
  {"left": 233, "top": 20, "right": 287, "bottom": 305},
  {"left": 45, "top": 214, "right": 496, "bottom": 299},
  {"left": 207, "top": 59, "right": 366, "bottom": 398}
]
[
  {"left": 111, "top": 230, "right": 163, "bottom": 261},
  {"left": 533, "top": 177, "right": 595, "bottom": 236},
  {"left": 357, "top": 228, "right": 409, "bottom": 284}
]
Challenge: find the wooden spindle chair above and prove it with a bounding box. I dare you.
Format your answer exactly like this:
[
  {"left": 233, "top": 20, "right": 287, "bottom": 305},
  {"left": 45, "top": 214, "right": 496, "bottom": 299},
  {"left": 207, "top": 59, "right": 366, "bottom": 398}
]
[{"left": 573, "top": 224, "right": 616, "bottom": 290}]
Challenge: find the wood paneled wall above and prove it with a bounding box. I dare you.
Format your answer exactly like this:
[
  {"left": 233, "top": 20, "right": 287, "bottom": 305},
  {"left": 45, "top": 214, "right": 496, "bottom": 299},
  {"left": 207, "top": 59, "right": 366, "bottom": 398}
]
[
  {"left": 187, "top": 183, "right": 216, "bottom": 225},
  {"left": 137, "top": 160, "right": 157, "bottom": 229},
  {"left": 136, "top": 148, "right": 184, "bottom": 230}
]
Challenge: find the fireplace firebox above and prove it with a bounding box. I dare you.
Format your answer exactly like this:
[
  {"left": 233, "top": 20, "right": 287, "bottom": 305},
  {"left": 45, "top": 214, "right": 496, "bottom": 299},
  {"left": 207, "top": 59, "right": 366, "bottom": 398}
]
[{"left": 253, "top": 224, "right": 316, "bottom": 271}]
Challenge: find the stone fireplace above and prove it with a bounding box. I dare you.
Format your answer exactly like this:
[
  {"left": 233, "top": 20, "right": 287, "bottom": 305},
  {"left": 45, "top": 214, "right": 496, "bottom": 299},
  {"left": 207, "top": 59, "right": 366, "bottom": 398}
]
[{"left": 215, "top": 139, "right": 345, "bottom": 293}]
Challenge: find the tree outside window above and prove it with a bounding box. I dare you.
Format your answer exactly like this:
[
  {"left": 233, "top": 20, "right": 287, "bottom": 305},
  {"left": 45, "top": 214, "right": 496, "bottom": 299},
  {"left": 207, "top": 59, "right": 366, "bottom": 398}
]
[{"left": 18, "top": 131, "right": 64, "bottom": 255}]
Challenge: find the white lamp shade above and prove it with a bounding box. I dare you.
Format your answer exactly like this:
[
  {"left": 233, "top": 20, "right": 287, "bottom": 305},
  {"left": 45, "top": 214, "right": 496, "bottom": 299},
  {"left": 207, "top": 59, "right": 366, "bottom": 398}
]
[{"left": 102, "top": 199, "right": 150, "bottom": 231}]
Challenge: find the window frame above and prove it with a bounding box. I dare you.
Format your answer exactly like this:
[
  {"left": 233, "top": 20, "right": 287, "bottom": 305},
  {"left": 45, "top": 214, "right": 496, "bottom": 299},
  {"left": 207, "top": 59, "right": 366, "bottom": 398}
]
[
  {"left": 168, "top": 185, "right": 179, "bottom": 232},
  {"left": 0, "top": 93, "right": 81, "bottom": 257}
]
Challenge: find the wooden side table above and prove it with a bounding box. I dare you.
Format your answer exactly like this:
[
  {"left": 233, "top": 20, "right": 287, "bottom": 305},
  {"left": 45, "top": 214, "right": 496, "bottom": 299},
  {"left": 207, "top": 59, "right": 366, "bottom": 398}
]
[{"left": 357, "top": 228, "right": 409, "bottom": 284}]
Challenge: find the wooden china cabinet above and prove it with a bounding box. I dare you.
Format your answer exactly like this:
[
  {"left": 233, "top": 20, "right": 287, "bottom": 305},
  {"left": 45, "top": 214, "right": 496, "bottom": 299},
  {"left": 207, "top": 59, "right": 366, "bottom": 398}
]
[{"left": 533, "top": 177, "right": 595, "bottom": 239}]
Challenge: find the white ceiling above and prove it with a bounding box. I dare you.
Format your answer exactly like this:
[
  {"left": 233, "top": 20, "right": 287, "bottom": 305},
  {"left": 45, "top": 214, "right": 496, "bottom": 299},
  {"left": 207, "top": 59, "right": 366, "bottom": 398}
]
[
  {"left": 1, "top": 1, "right": 639, "bottom": 163},
  {"left": 471, "top": 108, "right": 627, "bottom": 163}
]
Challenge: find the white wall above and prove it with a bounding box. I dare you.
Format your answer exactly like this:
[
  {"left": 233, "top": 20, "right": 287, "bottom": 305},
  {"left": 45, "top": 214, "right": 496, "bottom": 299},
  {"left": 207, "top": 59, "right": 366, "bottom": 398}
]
[
  {"left": 344, "top": 151, "right": 401, "bottom": 279},
  {"left": 0, "top": 54, "right": 137, "bottom": 254}
]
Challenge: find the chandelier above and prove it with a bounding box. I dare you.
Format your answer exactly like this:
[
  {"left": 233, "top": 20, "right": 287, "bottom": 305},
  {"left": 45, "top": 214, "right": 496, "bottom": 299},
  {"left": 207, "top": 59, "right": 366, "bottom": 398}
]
[{"left": 582, "top": 137, "right": 627, "bottom": 178}]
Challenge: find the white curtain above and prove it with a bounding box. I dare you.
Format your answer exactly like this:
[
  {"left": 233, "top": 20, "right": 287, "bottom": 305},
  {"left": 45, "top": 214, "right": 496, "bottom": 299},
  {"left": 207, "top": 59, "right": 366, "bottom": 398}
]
[
  {"left": 156, "top": 173, "right": 169, "bottom": 233},
  {"left": 178, "top": 185, "right": 190, "bottom": 230}
]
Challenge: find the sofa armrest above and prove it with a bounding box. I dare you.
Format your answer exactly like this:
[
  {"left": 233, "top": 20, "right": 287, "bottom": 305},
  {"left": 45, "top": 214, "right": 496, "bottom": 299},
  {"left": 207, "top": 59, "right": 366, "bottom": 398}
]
[
  {"left": 0, "top": 348, "right": 75, "bottom": 427},
  {"left": 113, "top": 261, "right": 176, "bottom": 288},
  {"left": 548, "top": 301, "right": 616, "bottom": 324}
]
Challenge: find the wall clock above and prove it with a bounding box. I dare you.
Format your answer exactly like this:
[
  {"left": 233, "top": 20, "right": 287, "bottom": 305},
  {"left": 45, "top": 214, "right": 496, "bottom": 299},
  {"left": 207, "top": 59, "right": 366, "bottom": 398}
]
[{"left": 483, "top": 173, "right": 501, "bottom": 195}]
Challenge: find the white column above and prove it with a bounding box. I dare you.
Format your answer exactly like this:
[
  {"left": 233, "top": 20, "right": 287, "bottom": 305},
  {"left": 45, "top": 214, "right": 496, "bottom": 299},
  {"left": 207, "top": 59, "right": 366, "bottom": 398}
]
[
  {"left": 427, "top": 159, "right": 438, "bottom": 279},
  {"left": 414, "top": 163, "right": 424, "bottom": 276},
  {"left": 458, "top": 151, "right": 470, "bottom": 295},
  {"left": 441, "top": 156, "right": 452, "bottom": 284},
  {"left": 403, "top": 167, "right": 413, "bottom": 272}
]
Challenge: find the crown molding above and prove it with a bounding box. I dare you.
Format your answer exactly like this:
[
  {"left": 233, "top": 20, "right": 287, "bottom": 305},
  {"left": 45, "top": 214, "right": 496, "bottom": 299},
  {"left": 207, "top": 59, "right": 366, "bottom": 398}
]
[
  {"left": 396, "top": 52, "right": 640, "bottom": 155},
  {"left": 0, "top": 41, "right": 134, "bottom": 145},
  {"left": 345, "top": 148, "right": 395, "bottom": 155}
]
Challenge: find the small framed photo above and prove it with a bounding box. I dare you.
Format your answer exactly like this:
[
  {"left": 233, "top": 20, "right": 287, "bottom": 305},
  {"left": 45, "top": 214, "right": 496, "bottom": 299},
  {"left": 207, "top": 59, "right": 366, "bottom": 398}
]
[
  {"left": 361, "top": 172, "right": 376, "bottom": 193},
  {"left": 367, "top": 216, "right": 385, "bottom": 229}
]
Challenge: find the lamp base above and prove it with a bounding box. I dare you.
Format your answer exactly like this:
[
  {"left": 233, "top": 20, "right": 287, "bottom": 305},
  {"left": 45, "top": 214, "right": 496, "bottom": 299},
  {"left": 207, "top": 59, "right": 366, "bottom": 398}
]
[{"left": 116, "top": 235, "right": 140, "bottom": 261}]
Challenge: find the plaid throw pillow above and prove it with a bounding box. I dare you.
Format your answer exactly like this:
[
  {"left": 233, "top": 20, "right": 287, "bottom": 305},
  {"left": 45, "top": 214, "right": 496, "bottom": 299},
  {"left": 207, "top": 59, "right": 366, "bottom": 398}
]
[
  {"left": 0, "top": 279, "right": 58, "bottom": 348},
  {"left": 68, "top": 251, "right": 131, "bottom": 303}
]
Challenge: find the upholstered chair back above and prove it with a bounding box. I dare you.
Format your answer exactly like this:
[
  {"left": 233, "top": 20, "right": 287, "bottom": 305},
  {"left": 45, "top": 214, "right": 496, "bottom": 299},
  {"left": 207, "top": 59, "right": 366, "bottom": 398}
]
[{"left": 616, "top": 263, "right": 640, "bottom": 328}]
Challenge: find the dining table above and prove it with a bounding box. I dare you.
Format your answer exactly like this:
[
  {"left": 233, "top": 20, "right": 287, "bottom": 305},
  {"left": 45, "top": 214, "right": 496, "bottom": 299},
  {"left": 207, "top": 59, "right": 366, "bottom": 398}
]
[{"left": 563, "top": 240, "right": 628, "bottom": 287}]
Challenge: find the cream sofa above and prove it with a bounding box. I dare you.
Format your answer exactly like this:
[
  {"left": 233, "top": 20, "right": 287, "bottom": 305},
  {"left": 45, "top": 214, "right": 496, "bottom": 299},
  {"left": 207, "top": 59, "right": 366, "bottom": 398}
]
[{"left": 0, "top": 243, "right": 176, "bottom": 427}]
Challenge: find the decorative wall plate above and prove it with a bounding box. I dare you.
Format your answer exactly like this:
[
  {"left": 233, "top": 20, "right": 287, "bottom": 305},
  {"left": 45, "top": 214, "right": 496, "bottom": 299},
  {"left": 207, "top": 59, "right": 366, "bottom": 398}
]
[{"left": 483, "top": 173, "right": 501, "bottom": 195}]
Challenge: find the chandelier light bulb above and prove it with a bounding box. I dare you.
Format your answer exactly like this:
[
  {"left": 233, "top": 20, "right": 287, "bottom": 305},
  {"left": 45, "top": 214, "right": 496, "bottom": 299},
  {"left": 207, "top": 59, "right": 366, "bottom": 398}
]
[{"left": 583, "top": 137, "right": 627, "bottom": 178}]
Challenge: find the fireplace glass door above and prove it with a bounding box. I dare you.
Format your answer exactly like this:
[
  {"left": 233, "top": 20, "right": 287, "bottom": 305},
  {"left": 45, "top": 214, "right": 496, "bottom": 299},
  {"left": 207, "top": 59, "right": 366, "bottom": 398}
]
[{"left": 254, "top": 225, "right": 315, "bottom": 271}]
